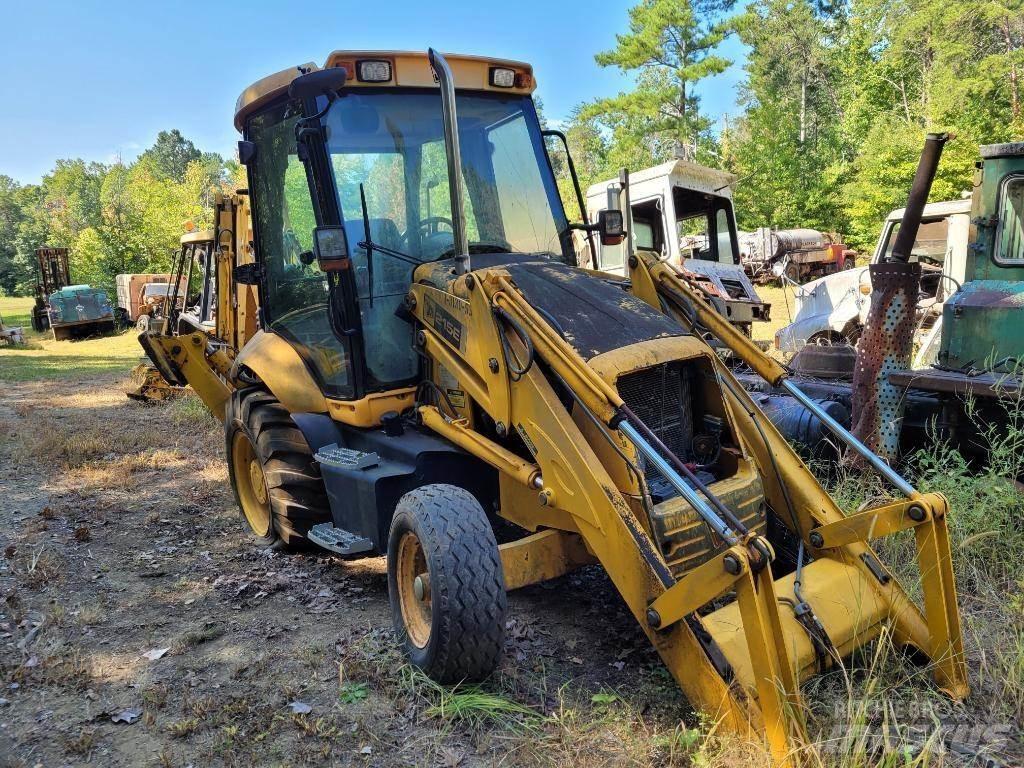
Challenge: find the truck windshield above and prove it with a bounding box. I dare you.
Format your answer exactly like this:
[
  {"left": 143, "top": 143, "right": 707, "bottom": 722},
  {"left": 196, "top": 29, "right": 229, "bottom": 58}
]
[{"left": 322, "top": 90, "right": 568, "bottom": 265}]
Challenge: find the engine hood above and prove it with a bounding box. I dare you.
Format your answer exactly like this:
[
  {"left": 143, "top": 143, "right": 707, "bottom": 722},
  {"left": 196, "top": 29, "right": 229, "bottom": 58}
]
[{"left": 793, "top": 266, "right": 866, "bottom": 321}]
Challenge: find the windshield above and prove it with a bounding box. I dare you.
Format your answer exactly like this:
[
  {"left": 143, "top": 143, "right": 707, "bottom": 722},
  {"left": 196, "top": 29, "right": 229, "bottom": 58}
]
[{"left": 321, "top": 90, "right": 568, "bottom": 265}]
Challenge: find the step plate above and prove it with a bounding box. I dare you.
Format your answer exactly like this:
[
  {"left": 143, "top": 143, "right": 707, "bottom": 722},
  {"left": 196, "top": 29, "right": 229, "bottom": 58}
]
[
  {"left": 314, "top": 443, "right": 380, "bottom": 470},
  {"left": 308, "top": 523, "right": 375, "bottom": 556}
]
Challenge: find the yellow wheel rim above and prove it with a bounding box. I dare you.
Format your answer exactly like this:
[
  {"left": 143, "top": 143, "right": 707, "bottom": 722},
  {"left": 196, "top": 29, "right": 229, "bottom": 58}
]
[
  {"left": 396, "top": 531, "right": 432, "bottom": 648},
  {"left": 231, "top": 431, "right": 272, "bottom": 538}
]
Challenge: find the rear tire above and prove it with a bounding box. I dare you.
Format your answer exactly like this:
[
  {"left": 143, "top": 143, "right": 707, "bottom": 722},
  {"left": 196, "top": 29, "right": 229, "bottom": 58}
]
[
  {"left": 225, "top": 389, "right": 330, "bottom": 548},
  {"left": 387, "top": 484, "right": 506, "bottom": 683}
]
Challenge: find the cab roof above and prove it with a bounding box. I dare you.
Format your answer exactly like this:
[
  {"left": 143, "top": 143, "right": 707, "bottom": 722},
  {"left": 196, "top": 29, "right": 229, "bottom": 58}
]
[
  {"left": 586, "top": 159, "right": 737, "bottom": 202},
  {"left": 885, "top": 198, "right": 972, "bottom": 222},
  {"left": 235, "top": 50, "right": 536, "bottom": 131}
]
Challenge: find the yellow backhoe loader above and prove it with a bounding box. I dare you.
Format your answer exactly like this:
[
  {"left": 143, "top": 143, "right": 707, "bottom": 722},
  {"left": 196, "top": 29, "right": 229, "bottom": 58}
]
[{"left": 138, "top": 50, "right": 967, "bottom": 764}]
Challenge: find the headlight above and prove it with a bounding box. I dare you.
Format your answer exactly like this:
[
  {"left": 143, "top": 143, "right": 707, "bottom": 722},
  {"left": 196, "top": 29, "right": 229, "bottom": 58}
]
[
  {"left": 357, "top": 59, "right": 392, "bottom": 83},
  {"left": 489, "top": 67, "right": 516, "bottom": 88}
]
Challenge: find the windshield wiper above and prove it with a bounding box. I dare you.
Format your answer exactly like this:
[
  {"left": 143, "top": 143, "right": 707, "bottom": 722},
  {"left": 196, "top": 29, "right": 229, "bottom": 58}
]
[{"left": 357, "top": 183, "right": 421, "bottom": 307}]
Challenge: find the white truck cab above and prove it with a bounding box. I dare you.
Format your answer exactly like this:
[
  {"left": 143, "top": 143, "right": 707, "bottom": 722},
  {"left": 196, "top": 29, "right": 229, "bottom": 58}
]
[
  {"left": 775, "top": 198, "right": 971, "bottom": 357},
  {"left": 584, "top": 160, "right": 769, "bottom": 332}
]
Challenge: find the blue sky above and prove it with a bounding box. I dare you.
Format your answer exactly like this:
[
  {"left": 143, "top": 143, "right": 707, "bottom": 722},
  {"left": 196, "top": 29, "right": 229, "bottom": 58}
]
[{"left": 0, "top": 0, "right": 747, "bottom": 185}]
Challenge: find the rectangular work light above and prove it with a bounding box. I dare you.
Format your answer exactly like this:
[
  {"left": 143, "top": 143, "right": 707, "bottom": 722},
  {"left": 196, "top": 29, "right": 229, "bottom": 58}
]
[
  {"left": 357, "top": 59, "right": 392, "bottom": 83},
  {"left": 489, "top": 67, "right": 516, "bottom": 88}
]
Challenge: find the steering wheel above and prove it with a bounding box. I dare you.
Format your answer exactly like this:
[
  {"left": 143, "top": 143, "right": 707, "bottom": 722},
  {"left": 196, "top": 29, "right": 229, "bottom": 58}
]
[{"left": 403, "top": 216, "right": 453, "bottom": 244}]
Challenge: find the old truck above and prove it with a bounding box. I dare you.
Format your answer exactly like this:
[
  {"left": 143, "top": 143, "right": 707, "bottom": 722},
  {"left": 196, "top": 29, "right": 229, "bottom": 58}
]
[
  {"left": 115, "top": 273, "right": 187, "bottom": 332},
  {"left": 748, "top": 141, "right": 1024, "bottom": 461},
  {"left": 584, "top": 160, "right": 770, "bottom": 337},
  {"left": 742, "top": 227, "right": 856, "bottom": 284},
  {"left": 32, "top": 247, "right": 115, "bottom": 340},
  {"left": 774, "top": 198, "right": 971, "bottom": 355}
]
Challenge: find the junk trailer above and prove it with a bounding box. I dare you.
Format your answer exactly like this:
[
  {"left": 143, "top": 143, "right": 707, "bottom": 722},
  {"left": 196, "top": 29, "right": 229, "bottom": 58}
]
[
  {"left": 137, "top": 49, "right": 968, "bottom": 765},
  {"left": 745, "top": 138, "right": 1024, "bottom": 465}
]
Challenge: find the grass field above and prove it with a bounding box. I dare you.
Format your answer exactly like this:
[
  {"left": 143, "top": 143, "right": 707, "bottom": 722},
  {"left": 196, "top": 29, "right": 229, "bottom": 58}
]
[{"left": 0, "top": 295, "right": 144, "bottom": 382}]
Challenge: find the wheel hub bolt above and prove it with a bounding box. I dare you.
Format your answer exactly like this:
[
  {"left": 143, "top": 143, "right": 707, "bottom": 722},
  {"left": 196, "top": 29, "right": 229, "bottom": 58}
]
[{"left": 414, "top": 575, "right": 430, "bottom": 602}]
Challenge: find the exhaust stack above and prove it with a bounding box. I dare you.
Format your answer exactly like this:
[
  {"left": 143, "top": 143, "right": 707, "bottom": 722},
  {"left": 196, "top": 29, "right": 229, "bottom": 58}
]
[
  {"left": 851, "top": 132, "right": 950, "bottom": 458},
  {"left": 427, "top": 49, "right": 470, "bottom": 274}
]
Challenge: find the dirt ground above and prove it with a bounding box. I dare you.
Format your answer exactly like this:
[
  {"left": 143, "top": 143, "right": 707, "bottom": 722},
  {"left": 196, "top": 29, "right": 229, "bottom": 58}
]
[
  {"left": 0, "top": 369, "right": 711, "bottom": 767},
  {"left": 2, "top": 341, "right": 1021, "bottom": 767}
]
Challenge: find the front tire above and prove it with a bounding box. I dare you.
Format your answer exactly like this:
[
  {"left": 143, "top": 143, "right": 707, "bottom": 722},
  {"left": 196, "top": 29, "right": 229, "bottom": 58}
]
[
  {"left": 387, "top": 484, "right": 506, "bottom": 683},
  {"left": 225, "top": 389, "right": 330, "bottom": 548}
]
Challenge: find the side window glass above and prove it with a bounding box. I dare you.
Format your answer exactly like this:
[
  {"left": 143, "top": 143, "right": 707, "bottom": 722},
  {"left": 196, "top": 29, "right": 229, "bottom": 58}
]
[
  {"left": 248, "top": 103, "right": 353, "bottom": 397},
  {"left": 633, "top": 221, "right": 655, "bottom": 250},
  {"left": 997, "top": 176, "right": 1024, "bottom": 262},
  {"left": 882, "top": 218, "right": 949, "bottom": 265},
  {"left": 331, "top": 152, "right": 418, "bottom": 387}
]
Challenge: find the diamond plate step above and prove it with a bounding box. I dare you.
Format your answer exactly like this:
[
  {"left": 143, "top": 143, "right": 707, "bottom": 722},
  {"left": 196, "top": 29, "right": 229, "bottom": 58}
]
[
  {"left": 314, "top": 443, "right": 380, "bottom": 470},
  {"left": 307, "top": 523, "right": 375, "bottom": 556}
]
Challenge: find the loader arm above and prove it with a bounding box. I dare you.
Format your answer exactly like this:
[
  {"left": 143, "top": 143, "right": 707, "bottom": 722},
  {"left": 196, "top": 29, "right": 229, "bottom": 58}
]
[
  {"left": 408, "top": 266, "right": 806, "bottom": 762},
  {"left": 628, "top": 247, "right": 968, "bottom": 697},
  {"left": 407, "top": 257, "right": 964, "bottom": 759}
]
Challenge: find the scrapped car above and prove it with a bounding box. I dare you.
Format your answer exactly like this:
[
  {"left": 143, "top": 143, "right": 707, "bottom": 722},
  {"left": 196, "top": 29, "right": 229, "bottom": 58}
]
[{"left": 774, "top": 198, "right": 971, "bottom": 355}]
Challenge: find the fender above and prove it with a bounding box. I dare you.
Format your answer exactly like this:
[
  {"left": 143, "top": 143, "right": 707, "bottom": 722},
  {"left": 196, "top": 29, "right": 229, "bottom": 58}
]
[{"left": 230, "top": 330, "right": 328, "bottom": 414}]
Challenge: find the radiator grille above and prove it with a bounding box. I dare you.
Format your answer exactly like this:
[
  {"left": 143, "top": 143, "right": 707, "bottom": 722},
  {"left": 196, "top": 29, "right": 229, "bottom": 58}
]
[{"left": 616, "top": 362, "right": 694, "bottom": 500}]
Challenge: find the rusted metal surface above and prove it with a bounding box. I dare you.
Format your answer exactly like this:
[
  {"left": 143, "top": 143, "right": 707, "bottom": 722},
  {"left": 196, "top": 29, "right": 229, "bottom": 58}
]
[
  {"left": 888, "top": 367, "right": 1023, "bottom": 399},
  {"left": 851, "top": 261, "right": 921, "bottom": 457}
]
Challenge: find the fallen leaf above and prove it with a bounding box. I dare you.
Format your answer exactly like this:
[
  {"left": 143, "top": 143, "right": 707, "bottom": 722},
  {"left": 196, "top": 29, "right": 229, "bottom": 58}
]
[
  {"left": 141, "top": 647, "right": 170, "bottom": 661},
  {"left": 111, "top": 707, "right": 142, "bottom": 724},
  {"left": 360, "top": 746, "right": 373, "bottom": 754},
  {"left": 73, "top": 526, "right": 91, "bottom": 542},
  {"left": 288, "top": 701, "right": 312, "bottom": 714},
  {"left": 24, "top": 655, "right": 39, "bottom": 668},
  {"left": 570, "top": 657, "right": 583, "bottom": 665}
]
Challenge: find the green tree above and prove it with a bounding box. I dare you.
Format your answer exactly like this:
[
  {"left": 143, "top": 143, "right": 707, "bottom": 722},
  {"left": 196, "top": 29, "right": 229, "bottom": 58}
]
[
  {"left": 138, "top": 129, "right": 203, "bottom": 182},
  {"left": 728, "top": 0, "right": 850, "bottom": 233},
  {"left": 582, "top": 0, "right": 736, "bottom": 167}
]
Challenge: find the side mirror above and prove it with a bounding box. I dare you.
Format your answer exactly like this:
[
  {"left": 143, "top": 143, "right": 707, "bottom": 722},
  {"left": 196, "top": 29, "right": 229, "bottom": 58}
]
[
  {"left": 313, "top": 226, "right": 350, "bottom": 272},
  {"left": 288, "top": 67, "right": 348, "bottom": 101},
  {"left": 598, "top": 209, "right": 625, "bottom": 246}
]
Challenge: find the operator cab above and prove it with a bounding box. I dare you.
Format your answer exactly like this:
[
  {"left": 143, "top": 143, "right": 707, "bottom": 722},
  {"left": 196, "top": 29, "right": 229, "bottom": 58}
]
[{"left": 238, "top": 52, "right": 572, "bottom": 404}]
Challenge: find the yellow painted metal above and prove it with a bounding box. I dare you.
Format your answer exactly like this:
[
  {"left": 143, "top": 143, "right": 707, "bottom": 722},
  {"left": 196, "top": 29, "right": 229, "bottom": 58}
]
[
  {"left": 411, "top": 266, "right": 789, "bottom": 760},
  {"left": 705, "top": 558, "right": 888, "bottom": 689},
  {"left": 499, "top": 530, "right": 596, "bottom": 591},
  {"left": 232, "top": 330, "right": 328, "bottom": 415},
  {"left": 812, "top": 495, "right": 937, "bottom": 549},
  {"left": 623, "top": 241, "right": 969, "bottom": 713},
  {"left": 327, "top": 388, "right": 417, "bottom": 427},
  {"left": 419, "top": 405, "right": 541, "bottom": 489},
  {"left": 151, "top": 332, "right": 233, "bottom": 421},
  {"left": 235, "top": 50, "right": 537, "bottom": 131},
  {"left": 648, "top": 546, "right": 745, "bottom": 629},
  {"left": 631, "top": 250, "right": 788, "bottom": 386}
]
